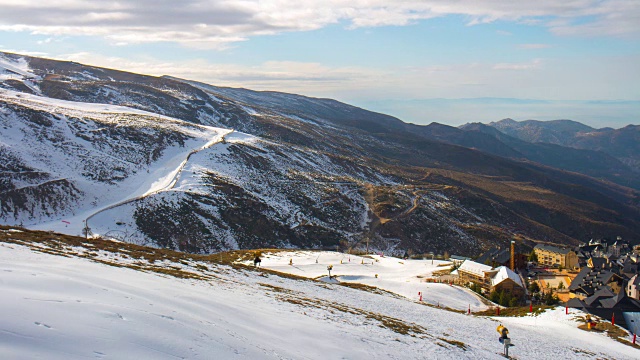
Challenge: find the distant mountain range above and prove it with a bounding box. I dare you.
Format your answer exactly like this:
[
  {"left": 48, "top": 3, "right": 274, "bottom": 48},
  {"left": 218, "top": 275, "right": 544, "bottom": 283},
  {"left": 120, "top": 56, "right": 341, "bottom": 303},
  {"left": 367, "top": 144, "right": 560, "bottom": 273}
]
[
  {"left": 484, "top": 119, "right": 640, "bottom": 172},
  {"left": 360, "top": 98, "right": 640, "bottom": 129},
  {"left": 1, "top": 51, "right": 639, "bottom": 255}
]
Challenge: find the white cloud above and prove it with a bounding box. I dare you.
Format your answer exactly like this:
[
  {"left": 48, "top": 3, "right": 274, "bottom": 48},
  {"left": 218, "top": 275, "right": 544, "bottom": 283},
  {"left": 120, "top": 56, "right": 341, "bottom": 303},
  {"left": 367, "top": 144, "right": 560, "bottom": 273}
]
[
  {"left": 0, "top": 46, "right": 48, "bottom": 57},
  {"left": 42, "top": 52, "right": 638, "bottom": 103},
  {"left": 50, "top": 52, "right": 383, "bottom": 93},
  {"left": 0, "top": 1, "right": 637, "bottom": 48}
]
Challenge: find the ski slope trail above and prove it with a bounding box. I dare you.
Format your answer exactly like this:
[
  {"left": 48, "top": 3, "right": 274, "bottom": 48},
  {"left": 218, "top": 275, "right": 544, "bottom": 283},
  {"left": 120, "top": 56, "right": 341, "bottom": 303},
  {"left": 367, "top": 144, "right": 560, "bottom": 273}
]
[
  {"left": 83, "top": 128, "right": 234, "bottom": 233},
  {"left": 1, "top": 235, "right": 639, "bottom": 360},
  {"left": 0, "top": 89, "right": 234, "bottom": 235},
  {"left": 258, "top": 250, "right": 490, "bottom": 311}
]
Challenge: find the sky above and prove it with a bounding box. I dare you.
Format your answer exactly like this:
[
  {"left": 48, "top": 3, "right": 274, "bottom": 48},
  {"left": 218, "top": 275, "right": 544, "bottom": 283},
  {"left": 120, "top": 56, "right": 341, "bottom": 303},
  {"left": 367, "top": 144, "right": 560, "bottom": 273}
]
[{"left": 0, "top": 1, "right": 639, "bottom": 127}]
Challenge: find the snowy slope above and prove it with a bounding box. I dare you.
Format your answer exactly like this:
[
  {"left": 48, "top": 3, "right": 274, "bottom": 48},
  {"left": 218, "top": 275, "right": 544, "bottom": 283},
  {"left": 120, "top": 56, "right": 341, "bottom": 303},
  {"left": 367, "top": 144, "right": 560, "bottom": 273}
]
[
  {"left": 259, "top": 251, "right": 489, "bottom": 311},
  {"left": 1, "top": 233, "right": 639, "bottom": 359},
  {"left": 0, "top": 89, "right": 229, "bottom": 235},
  {"left": 0, "top": 54, "right": 36, "bottom": 81}
]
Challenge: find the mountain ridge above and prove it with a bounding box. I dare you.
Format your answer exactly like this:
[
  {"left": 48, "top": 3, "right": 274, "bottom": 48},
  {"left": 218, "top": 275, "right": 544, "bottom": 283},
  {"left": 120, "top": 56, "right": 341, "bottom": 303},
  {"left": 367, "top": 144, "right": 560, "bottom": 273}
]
[
  {"left": 2, "top": 51, "right": 639, "bottom": 255},
  {"left": 484, "top": 118, "right": 640, "bottom": 175}
]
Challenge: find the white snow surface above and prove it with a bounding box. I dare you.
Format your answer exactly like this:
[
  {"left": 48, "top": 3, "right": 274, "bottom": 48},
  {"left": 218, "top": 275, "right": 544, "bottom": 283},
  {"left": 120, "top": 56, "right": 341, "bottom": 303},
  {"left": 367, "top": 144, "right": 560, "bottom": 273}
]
[
  {"left": 1, "top": 242, "right": 638, "bottom": 359},
  {"left": 260, "top": 251, "right": 489, "bottom": 311},
  {"left": 1, "top": 88, "right": 193, "bottom": 121},
  {"left": 0, "top": 55, "right": 36, "bottom": 81}
]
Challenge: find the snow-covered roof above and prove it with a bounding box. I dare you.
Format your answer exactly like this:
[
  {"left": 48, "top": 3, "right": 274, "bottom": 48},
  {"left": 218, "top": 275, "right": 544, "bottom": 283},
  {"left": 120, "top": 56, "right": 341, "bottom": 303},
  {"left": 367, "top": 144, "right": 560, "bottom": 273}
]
[
  {"left": 458, "top": 260, "right": 523, "bottom": 288},
  {"left": 491, "top": 266, "right": 523, "bottom": 287},
  {"left": 458, "top": 260, "right": 495, "bottom": 277}
]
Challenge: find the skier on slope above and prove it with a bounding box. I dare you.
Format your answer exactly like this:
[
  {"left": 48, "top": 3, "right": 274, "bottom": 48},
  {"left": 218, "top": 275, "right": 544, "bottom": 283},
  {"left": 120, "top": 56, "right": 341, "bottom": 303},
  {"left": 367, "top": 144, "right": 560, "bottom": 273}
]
[{"left": 254, "top": 255, "right": 262, "bottom": 267}]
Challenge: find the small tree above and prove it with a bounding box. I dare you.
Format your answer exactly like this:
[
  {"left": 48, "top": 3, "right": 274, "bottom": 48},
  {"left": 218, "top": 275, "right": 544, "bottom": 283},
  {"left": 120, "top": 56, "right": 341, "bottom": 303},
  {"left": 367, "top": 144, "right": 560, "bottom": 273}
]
[
  {"left": 528, "top": 250, "right": 538, "bottom": 263},
  {"left": 469, "top": 282, "right": 482, "bottom": 295},
  {"left": 544, "top": 291, "right": 559, "bottom": 305},
  {"left": 558, "top": 281, "right": 565, "bottom": 290},
  {"left": 498, "top": 290, "right": 507, "bottom": 306},
  {"left": 490, "top": 290, "right": 500, "bottom": 303},
  {"left": 508, "top": 297, "right": 519, "bottom": 307},
  {"left": 529, "top": 282, "right": 540, "bottom": 293}
]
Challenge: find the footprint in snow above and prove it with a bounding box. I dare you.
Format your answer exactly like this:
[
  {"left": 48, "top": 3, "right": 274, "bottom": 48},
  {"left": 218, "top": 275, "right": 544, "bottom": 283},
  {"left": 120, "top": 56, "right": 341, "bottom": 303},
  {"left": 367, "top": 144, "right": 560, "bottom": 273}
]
[
  {"left": 34, "top": 322, "right": 52, "bottom": 329},
  {"left": 93, "top": 351, "right": 106, "bottom": 358}
]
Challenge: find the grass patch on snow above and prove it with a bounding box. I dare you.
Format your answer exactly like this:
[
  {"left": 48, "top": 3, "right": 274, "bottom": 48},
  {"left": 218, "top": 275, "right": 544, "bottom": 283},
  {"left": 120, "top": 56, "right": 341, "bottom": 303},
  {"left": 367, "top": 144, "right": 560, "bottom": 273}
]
[{"left": 475, "top": 305, "right": 555, "bottom": 317}]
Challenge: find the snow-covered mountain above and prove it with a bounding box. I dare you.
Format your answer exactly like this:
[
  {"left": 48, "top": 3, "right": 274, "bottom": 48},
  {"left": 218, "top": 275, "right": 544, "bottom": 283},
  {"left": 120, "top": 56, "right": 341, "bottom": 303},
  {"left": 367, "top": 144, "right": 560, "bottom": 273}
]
[{"left": 2, "top": 52, "right": 640, "bottom": 254}]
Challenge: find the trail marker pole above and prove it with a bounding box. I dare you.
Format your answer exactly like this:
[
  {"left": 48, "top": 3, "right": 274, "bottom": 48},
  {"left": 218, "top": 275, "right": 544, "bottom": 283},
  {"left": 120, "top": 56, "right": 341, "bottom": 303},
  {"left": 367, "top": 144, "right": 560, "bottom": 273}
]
[
  {"left": 612, "top": 312, "right": 615, "bottom": 326},
  {"left": 633, "top": 333, "right": 636, "bottom": 345},
  {"left": 566, "top": 306, "right": 568, "bottom": 315},
  {"left": 529, "top": 303, "right": 533, "bottom": 313},
  {"left": 468, "top": 304, "right": 470, "bottom": 315}
]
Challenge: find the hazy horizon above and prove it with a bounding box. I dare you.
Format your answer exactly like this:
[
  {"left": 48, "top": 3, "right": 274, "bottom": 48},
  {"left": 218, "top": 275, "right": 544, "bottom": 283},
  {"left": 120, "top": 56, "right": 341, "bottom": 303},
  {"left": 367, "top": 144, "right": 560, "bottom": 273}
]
[
  {"left": 1, "top": 1, "right": 638, "bottom": 129},
  {"left": 356, "top": 97, "right": 640, "bottom": 129}
]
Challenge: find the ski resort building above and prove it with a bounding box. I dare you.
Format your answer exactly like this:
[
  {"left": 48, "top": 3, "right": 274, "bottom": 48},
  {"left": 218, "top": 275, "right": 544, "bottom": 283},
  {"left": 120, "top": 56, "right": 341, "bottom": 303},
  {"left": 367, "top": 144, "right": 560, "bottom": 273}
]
[
  {"left": 627, "top": 274, "right": 640, "bottom": 300},
  {"left": 534, "top": 244, "right": 579, "bottom": 269},
  {"left": 457, "top": 260, "right": 525, "bottom": 298}
]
